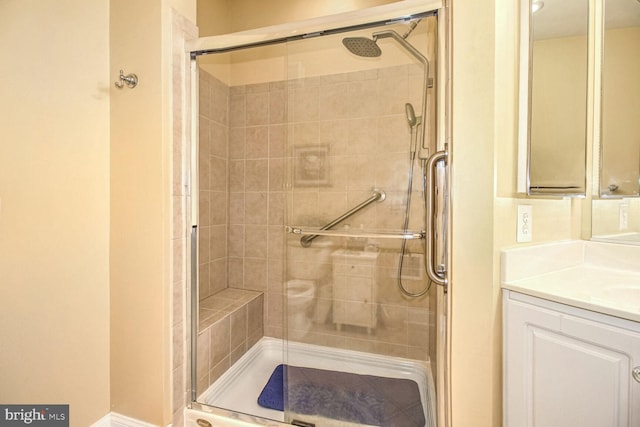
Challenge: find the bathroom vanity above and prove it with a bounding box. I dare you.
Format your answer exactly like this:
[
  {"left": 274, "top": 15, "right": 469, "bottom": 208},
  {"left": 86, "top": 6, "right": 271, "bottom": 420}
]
[{"left": 501, "top": 240, "right": 640, "bottom": 426}]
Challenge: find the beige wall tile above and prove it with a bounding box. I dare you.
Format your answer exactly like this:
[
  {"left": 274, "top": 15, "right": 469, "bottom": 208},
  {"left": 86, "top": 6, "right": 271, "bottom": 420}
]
[
  {"left": 196, "top": 329, "right": 210, "bottom": 386},
  {"left": 210, "top": 191, "right": 227, "bottom": 225},
  {"left": 228, "top": 225, "right": 245, "bottom": 258},
  {"left": 209, "top": 259, "right": 227, "bottom": 295},
  {"left": 244, "top": 225, "right": 268, "bottom": 258},
  {"left": 211, "top": 121, "right": 228, "bottom": 158},
  {"left": 229, "top": 193, "right": 245, "bottom": 224},
  {"left": 199, "top": 226, "right": 211, "bottom": 264},
  {"left": 267, "top": 258, "right": 284, "bottom": 293},
  {"left": 291, "top": 86, "right": 320, "bottom": 122},
  {"left": 244, "top": 258, "right": 268, "bottom": 291},
  {"left": 269, "top": 158, "right": 285, "bottom": 193},
  {"left": 245, "top": 159, "right": 269, "bottom": 191},
  {"left": 245, "top": 192, "right": 268, "bottom": 224},
  {"left": 229, "top": 94, "right": 246, "bottom": 127},
  {"left": 211, "top": 81, "right": 229, "bottom": 126},
  {"left": 199, "top": 190, "right": 211, "bottom": 227},
  {"left": 229, "top": 128, "right": 246, "bottom": 159},
  {"left": 230, "top": 305, "right": 248, "bottom": 350},
  {"left": 211, "top": 157, "right": 228, "bottom": 192},
  {"left": 210, "top": 316, "right": 230, "bottom": 367},
  {"left": 199, "top": 262, "right": 211, "bottom": 300},
  {"left": 268, "top": 124, "right": 286, "bottom": 158},
  {"left": 199, "top": 157, "right": 211, "bottom": 191},
  {"left": 246, "top": 92, "right": 269, "bottom": 126},
  {"left": 229, "top": 160, "right": 245, "bottom": 192},
  {"left": 319, "top": 82, "right": 350, "bottom": 120},
  {"left": 269, "top": 88, "right": 286, "bottom": 124},
  {"left": 246, "top": 126, "right": 269, "bottom": 159},
  {"left": 199, "top": 118, "right": 211, "bottom": 160},
  {"left": 210, "top": 225, "right": 227, "bottom": 260}
]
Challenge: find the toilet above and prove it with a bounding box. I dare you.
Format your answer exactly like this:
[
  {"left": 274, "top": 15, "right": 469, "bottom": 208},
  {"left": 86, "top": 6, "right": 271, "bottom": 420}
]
[{"left": 286, "top": 238, "right": 334, "bottom": 338}]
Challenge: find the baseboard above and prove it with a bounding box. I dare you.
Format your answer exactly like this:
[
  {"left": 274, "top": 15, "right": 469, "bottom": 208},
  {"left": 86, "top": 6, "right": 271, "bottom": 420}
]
[{"left": 91, "top": 412, "right": 162, "bottom": 427}]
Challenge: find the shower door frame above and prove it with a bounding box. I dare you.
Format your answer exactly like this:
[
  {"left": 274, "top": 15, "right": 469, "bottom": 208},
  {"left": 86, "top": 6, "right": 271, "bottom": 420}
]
[{"left": 184, "top": 2, "right": 452, "bottom": 426}]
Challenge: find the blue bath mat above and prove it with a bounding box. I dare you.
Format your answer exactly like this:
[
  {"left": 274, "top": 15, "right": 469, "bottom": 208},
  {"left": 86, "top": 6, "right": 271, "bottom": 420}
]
[{"left": 257, "top": 364, "right": 426, "bottom": 427}]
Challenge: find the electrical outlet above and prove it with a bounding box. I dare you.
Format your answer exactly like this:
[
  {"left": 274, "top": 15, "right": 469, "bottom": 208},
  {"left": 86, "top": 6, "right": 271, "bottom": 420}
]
[
  {"left": 517, "top": 205, "right": 533, "bottom": 243},
  {"left": 620, "top": 204, "right": 629, "bottom": 230}
]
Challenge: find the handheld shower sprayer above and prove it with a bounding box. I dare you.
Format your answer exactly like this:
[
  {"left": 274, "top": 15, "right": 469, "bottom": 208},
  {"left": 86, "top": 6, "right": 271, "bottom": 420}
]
[
  {"left": 405, "top": 103, "right": 421, "bottom": 158},
  {"left": 405, "top": 103, "right": 418, "bottom": 127}
]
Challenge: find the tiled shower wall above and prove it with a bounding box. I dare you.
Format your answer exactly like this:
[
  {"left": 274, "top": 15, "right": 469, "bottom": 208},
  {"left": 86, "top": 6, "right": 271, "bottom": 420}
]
[
  {"left": 283, "top": 66, "right": 432, "bottom": 360},
  {"left": 226, "top": 80, "right": 288, "bottom": 338},
  {"left": 210, "top": 64, "right": 434, "bottom": 360},
  {"left": 198, "top": 71, "right": 230, "bottom": 301}
]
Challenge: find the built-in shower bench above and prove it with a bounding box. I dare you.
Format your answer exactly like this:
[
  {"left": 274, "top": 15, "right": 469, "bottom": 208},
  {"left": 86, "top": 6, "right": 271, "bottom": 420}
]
[{"left": 196, "top": 288, "right": 264, "bottom": 394}]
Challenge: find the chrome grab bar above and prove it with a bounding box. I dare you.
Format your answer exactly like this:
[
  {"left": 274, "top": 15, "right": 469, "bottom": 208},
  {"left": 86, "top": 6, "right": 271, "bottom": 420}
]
[
  {"left": 425, "top": 150, "right": 447, "bottom": 287},
  {"left": 290, "top": 227, "right": 424, "bottom": 241},
  {"left": 299, "top": 189, "right": 386, "bottom": 247}
]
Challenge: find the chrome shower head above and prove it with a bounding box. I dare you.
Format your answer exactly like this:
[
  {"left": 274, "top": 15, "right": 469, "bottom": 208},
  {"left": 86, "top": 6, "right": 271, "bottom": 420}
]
[{"left": 342, "top": 37, "right": 381, "bottom": 58}]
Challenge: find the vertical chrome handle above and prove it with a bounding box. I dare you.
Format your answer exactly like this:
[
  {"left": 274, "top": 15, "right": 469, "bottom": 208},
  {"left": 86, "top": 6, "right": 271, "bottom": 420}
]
[{"left": 425, "top": 150, "right": 448, "bottom": 287}]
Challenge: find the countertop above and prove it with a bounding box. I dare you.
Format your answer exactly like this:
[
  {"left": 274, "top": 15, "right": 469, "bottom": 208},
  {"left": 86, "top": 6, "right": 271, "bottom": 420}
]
[{"left": 501, "top": 240, "right": 640, "bottom": 322}]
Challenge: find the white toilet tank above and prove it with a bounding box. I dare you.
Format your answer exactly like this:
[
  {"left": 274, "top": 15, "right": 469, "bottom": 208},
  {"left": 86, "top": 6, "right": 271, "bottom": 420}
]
[{"left": 286, "top": 238, "right": 334, "bottom": 280}]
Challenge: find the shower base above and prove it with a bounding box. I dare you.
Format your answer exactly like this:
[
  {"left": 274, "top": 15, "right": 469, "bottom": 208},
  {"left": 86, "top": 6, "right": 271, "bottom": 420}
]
[{"left": 198, "top": 337, "right": 436, "bottom": 427}]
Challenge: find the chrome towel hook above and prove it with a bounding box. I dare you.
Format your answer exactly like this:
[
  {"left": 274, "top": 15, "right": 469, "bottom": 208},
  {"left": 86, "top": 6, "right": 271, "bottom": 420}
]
[{"left": 115, "top": 69, "right": 138, "bottom": 89}]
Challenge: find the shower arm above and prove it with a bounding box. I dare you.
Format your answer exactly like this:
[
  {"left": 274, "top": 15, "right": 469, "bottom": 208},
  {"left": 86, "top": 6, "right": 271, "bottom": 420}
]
[{"left": 373, "top": 30, "right": 430, "bottom": 158}]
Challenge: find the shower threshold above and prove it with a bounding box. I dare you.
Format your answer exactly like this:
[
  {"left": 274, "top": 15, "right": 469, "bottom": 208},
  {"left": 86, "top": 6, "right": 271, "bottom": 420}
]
[{"left": 198, "top": 337, "right": 436, "bottom": 426}]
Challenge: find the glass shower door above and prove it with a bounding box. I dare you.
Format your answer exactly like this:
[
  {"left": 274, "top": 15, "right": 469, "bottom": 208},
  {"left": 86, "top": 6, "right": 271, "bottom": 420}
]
[{"left": 280, "top": 15, "right": 441, "bottom": 427}]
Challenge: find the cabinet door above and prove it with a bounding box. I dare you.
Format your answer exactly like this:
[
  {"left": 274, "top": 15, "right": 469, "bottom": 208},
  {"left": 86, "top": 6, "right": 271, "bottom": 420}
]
[{"left": 504, "top": 294, "right": 640, "bottom": 427}]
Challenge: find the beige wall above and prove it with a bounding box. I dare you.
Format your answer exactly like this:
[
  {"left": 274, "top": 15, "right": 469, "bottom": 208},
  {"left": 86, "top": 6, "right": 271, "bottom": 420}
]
[
  {"left": 109, "top": 0, "right": 165, "bottom": 422},
  {"left": 110, "top": 0, "right": 198, "bottom": 424},
  {"left": 452, "top": 0, "right": 584, "bottom": 425},
  {"left": 197, "top": 0, "right": 399, "bottom": 36},
  {"left": 450, "top": 0, "right": 499, "bottom": 424},
  {"left": 0, "top": 0, "right": 110, "bottom": 425}
]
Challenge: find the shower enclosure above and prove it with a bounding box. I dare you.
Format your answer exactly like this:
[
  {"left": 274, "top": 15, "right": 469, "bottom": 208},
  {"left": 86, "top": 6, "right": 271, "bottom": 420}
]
[{"left": 186, "top": 3, "right": 449, "bottom": 426}]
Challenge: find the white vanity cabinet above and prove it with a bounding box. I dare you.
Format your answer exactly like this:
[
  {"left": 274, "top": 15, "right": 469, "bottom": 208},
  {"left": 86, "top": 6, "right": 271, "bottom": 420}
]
[
  {"left": 332, "top": 250, "right": 379, "bottom": 333},
  {"left": 503, "top": 290, "right": 640, "bottom": 427}
]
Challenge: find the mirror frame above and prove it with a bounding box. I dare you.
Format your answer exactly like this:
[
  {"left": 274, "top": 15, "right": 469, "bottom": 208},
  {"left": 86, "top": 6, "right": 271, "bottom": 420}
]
[{"left": 517, "top": 0, "right": 590, "bottom": 197}]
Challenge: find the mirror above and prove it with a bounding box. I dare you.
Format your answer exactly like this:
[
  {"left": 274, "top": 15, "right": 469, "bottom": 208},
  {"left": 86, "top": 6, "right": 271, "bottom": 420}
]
[
  {"left": 591, "top": 0, "right": 640, "bottom": 244},
  {"left": 599, "top": 0, "right": 640, "bottom": 197},
  {"left": 518, "top": 0, "right": 589, "bottom": 195}
]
